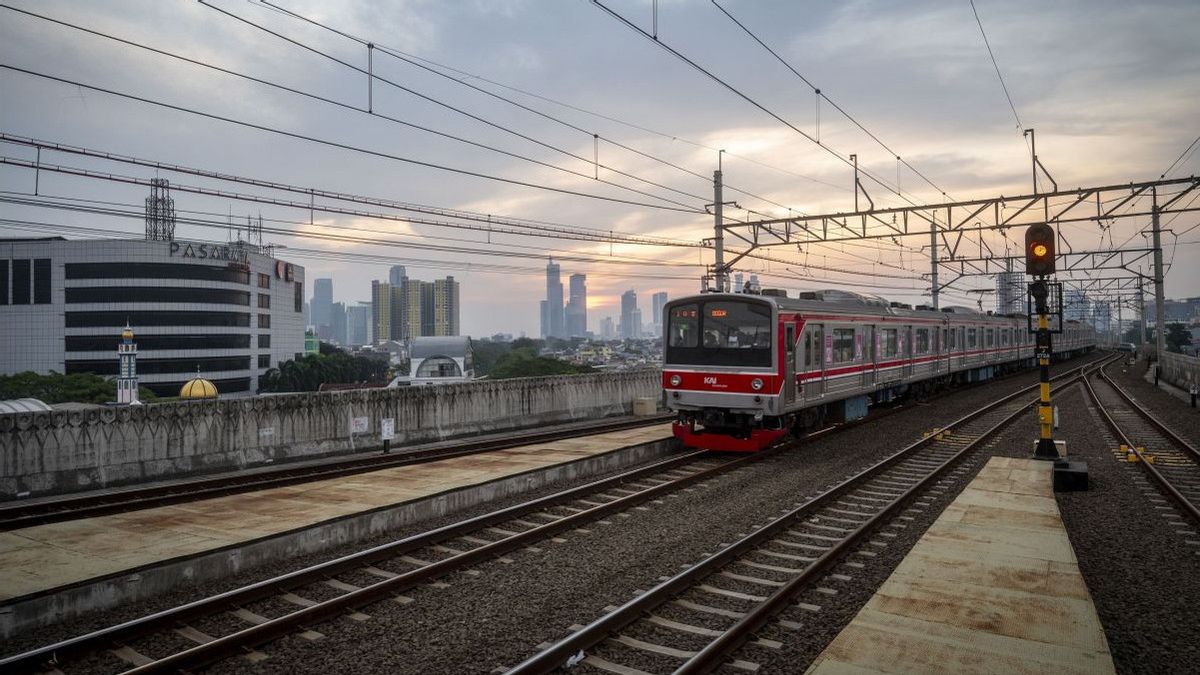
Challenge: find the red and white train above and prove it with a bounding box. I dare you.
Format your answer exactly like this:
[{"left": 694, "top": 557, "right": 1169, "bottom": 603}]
[{"left": 661, "top": 289, "right": 1095, "bottom": 452}]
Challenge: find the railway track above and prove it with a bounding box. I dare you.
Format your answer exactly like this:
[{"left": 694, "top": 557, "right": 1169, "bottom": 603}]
[
  {"left": 1084, "top": 363, "right": 1200, "bottom": 524},
  {"left": 0, "top": 414, "right": 673, "bottom": 531},
  {"left": 0, "top": 434, "right": 809, "bottom": 674},
  {"left": 508, "top": 355, "right": 1119, "bottom": 675}
]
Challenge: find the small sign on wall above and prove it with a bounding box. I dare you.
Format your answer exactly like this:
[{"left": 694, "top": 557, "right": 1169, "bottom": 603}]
[
  {"left": 350, "top": 416, "right": 369, "bottom": 434},
  {"left": 381, "top": 418, "right": 395, "bottom": 441},
  {"left": 259, "top": 427, "right": 274, "bottom": 438}
]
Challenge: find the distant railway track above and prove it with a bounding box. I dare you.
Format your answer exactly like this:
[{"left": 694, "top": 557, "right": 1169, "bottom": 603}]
[
  {"left": 508, "top": 355, "right": 1119, "bottom": 675},
  {"left": 1085, "top": 363, "right": 1200, "bottom": 524},
  {"left": 0, "top": 435, "right": 803, "bottom": 674},
  {"left": 0, "top": 414, "right": 673, "bottom": 531}
]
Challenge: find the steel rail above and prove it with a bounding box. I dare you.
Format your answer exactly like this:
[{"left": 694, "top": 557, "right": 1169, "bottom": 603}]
[
  {"left": 0, "top": 414, "right": 673, "bottom": 530},
  {"left": 0, "top": 447, "right": 711, "bottom": 673},
  {"left": 508, "top": 356, "right": 1116, "bottom": 674},
  {"left": 1084, "top": 366, "right": 1200, "bottom": 524}
]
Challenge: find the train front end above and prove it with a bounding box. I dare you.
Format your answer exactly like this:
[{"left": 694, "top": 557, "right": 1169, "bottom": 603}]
[{"left": 661, "top": 294, "right": 788, "bottom": 452}]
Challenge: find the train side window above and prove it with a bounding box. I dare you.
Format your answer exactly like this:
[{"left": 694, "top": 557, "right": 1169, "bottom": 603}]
[
  {"left": 915, "top": 328, "right": 930, "bottom": 354},
  {"left": 814, "top": 326, "right": 824, "bottom": 367},
  {"left": 880, "top": 328, "right": 898, "bottom": 358},
  {"left": 786, "top": 324, "right": 796, "bottom": 356},
  {"left": 832, "top": 327, "right": 855, "bottom": 363},
  {"left": 967, "top": 328, "right": 977, "bottom": 349}
]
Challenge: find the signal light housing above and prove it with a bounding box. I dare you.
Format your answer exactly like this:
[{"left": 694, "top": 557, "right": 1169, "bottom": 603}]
[{"left": 1025, "top": 223, "right": 1056, "bottom": 276}]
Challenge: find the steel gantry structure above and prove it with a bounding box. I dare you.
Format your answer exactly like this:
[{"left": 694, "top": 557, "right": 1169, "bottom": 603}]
[{"left": 705, "top": 175, "right": 1200, "bottom": 356}]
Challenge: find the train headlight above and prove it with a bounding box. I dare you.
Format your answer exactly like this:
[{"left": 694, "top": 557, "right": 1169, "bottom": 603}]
[
  {"left": 669, "top": 375, "right": 682, "bottom": 387},
  {"left": 751, "top": 378, "right": 764, "bottom": 391}
]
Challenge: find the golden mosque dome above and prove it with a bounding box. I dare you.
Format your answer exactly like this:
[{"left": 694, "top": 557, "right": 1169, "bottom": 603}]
[
  {"left": 179, "top": 375, "right": 219, "bottom": 400},
  {"left": 121, "top": 326, "right": 134, "bottom": 340}
]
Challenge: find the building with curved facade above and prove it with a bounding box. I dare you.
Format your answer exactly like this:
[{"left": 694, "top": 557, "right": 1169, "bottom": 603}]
[{"left": 0, "top": 237, "right": 305, "bottom": 397}]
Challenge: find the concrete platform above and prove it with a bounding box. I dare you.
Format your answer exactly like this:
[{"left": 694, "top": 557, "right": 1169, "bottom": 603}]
[
  {"left": 805, "top": 457, "right": 1115, "bottom": 675},
  {"left": 0, "top": 423, "right": 674, "bottom": 626}
]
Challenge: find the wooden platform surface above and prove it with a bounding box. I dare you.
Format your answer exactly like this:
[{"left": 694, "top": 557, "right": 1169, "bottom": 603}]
[
  {"left": 805, "top": 456, "right": 1115, "bottom": 675},
  {"left": 0, "top": 424, "right": 672, "bottom": 601}
]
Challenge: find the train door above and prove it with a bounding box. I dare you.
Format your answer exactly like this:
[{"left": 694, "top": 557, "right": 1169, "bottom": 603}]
[
  {"left": 902, "top": 325, "right": 914, "bottom": 378},
  {"left": 862, "top": 325, "right": 875, "bottom": 388},
  {"left": 957, "top": 326, "right": 966, "bottom": 369},
  {"left": 802, "top": 323, "right": 824, "bottom": 400},
  {"left": 784, "top": 322, "right": 797, "bottom": 404}
]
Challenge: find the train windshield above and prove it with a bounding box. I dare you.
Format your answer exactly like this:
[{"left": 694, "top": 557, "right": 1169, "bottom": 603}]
[{"left": 666, "top": 299, "right": 773, "bottom": 367}]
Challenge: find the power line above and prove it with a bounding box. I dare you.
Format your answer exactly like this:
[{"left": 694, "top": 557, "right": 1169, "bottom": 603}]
[
  {"left": 256, "top": 0, "right": 849, "bottom": 196},
  {"left": 0, "top": 3, "right": 714, "bottom": 213},
  {"left": 1161, "top": 132, "right": 1200, "bottom": 178},
  {"left": 0, "top": 65, "right": 705, "bottom": 215},
  {"left": 590, "top": 0, "right": 924, "bottom": 207},
  {"left": 0, "top": 134, "right": 695, "bottom": 247},
  {"left": 970, "top": 0, "right": 1023, "bottom": 134},
  {"left": 710, "top": 0, "right": 952, "bottom": 200}
]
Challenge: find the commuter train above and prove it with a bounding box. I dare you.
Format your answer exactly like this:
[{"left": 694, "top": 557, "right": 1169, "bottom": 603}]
[{"left": 662, "top": 289, "right": 1096, "bottom": 451}]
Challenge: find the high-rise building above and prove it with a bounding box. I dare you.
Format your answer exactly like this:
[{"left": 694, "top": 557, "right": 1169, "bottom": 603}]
[
  {"left": 371, "top": 280, "right": 391, "bottom": 343},
  {"left": 388, "top": 265, "right": 407, "bottom": 286},
  {"left": 620, "top": 290, "right": 638, "bottom": 339},
  {"left": 311, "top": 278, "right": 333, "bottom": 329},
  {"left": 542, "top": 258, "right": 564, "bottom": 339},
  {"left": 347, "top": 302, "right": 371, "bottom": 345},
  {"left": 733, "top": 272, "right": 744, "bottom": 293},
  {"left": 651, "top": 292, "right": 668, "bottom": 336},
  {"left": 432, "top": 276, "right": 460, "bottom": 336},
  {"left": 330, "top": 302, "right": 347, "bottom": 345},
  {"left": 600, "top": 316, "right": 615, "bottom": 340},
  {"left": 995, "top": 270, "right": 1023, "bottom": 315},
  {"left": 566, "top": 273, "right": 587, "bottom": 337}
]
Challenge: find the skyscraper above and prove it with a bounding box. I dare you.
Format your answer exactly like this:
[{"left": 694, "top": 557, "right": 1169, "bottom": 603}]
[
  {"left": 432, "top": 276, "right": 460, "bottom": 336},
  {"left": 311, "top": 278, "right": 333, "bottom": 329},
  {"left": 371, "top": 280, "right": 391, "bottom": 343},
  {"left": 620, "top": 290, "right": 638, "bottom": 339},
  {"left": 347, "top": 302, "right": 371, "bottom": 345},
  {"left": 566, "top": 273, "right": 587, "bottom": 337},
  {"left": 542, "top": 258, "right": 564, "bottom": 339},
  {"left": 600, "top": 316, "right": 615, "bottom": 340},
  {"left": 388, "top": 265, "right": 407, "bottom": 286},
  {"left": 330, "top": 302, "right": 347, "bottom": 345},
  {"left": 651, "top": 292, "right": 668, "bottom": 337}
]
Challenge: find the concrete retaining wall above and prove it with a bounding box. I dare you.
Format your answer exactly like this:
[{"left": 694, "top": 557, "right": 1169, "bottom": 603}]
[
  {"left": 1159, "top": 351, "right": 1200, "bottom": 390},
  {"left": 0, "top": 370, "right": 661, "bottom": 498}
]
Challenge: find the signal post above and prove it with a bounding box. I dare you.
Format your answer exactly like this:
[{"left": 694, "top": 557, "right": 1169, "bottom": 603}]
[{"left": 1025, "top": 224, "right": 1060, "bottom": 460}]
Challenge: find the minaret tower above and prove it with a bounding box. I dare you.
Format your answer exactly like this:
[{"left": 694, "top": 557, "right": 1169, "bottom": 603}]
[{"left": 117, "top": 322, "right": 140, "bottom": 405}]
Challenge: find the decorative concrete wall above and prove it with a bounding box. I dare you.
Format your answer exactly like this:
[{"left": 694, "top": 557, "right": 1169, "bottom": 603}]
[
  {"left": 1159, "top": 351, "right": 1200, "bottom": 390},
  {"left": 0, "top": 370, "right": 661, "bottom": 498}
]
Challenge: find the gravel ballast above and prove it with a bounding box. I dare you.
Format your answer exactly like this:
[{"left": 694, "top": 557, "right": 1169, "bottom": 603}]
[{"left": 3, "top": 355, "right": 1104, "bottom": 674}]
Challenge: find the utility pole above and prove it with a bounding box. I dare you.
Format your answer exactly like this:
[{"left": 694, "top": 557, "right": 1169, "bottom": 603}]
[
  {"left": 929, "top": 221, "right": 939, "bottom": 309},
  {"left": 713, "top": 167, "right": 725, "bottom": 293},
  {"left": 1025, "top": 223, "right": 1058, "bottom": 460},
  {"left": 1137, "top": 282, "right": 1146, "bottom": 346},
  {"left": 1151, "top": 188, "right": 1167, "bottom": 357}
]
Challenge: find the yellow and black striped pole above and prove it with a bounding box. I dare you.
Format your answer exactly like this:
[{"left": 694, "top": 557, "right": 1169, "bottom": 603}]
[{"left": 1031, "top": 280, "right": 1058, "bottom": 459}]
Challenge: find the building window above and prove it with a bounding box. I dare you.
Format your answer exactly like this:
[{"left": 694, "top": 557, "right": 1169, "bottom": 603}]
[
  {"left": 258, "top": 293, "right": 271, "bottom": 309},
  {"left": 65, "top": 262, "right": 249, "bottom": 284},
  {"left": 258, "top": 354, "right": 270, "bottom": 369},
  {"left": 65, "top": 287, "right": 251, "bottom": 306},
  {"left": 294, "top": 281, "right": 303, "bottom": 313},
  {"left": 258, "top": 334, "right": 271, "bottom": 348},
  {"left": 66, "top": 334, "right": 251, "bottom": 351},
  {"left": 832, "top": 328, "right": 855, "bottom": 363},
  {"left": 11, "top": 259, "right": 31, "bottom": 305},
  {"left": 66, "top": 311, "right": 251, "bottom": 328},
  {"left": 33, "top": 259, "right": 51, "bottom": 304},
  {"left": 66, "top": 355, "right": 251, "bottom": 375},
  {"left": 258, "top": 273, "right": 271, "bottom": 289},
  {"left": 258, "top": 314, "right": 271, "bottom": 329}
]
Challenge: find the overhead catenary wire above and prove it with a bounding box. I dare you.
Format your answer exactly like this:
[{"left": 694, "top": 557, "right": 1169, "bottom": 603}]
[
  {"left": 589, "top": 0, "right": 930, "bottom": 209},
  {"left": 710, "top": 0, "right": 952, "bottom": 200},
  {"left": 0, "top": 4, "right": 717, "bottom": 212},
  {"left": 0, "top": 65, "right": 708, "bottom": 217},
  {"left": 255, "top": 0, "right": 849, "bottom": 196}
]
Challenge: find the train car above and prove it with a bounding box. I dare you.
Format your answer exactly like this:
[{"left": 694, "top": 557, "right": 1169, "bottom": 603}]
[{"left": 662, "top": 289, "right": 1095, "bottom": 452}]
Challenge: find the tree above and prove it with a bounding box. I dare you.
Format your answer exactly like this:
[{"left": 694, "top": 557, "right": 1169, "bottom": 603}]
[
  {"left": 488, "top": 348, "right": 595, "bottom": 379},
  {"left": 471, "top": 341, "right": 511, "bottom": 377},
  {"left": 258, "top": 352, "right": 390, "bottom": 392},
  {"left": 1123, "top": 324, "right": 1193, "bottom": 353},
  {"left": 0, "top": 371, "right": 157, "bottom": 404}
]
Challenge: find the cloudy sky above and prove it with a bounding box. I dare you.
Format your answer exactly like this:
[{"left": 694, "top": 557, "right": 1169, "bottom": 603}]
[{"left": 2, "top": 0, "right": 1198, "bottom": 337}]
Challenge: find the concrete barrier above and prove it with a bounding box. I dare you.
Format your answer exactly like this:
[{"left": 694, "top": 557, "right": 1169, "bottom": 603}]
[
  {"left": 0, "top": 370, "right": 661, "bottom": 498},
  {"left": 1159, "top": 351, "right": 1200, "bottom": 391}
]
